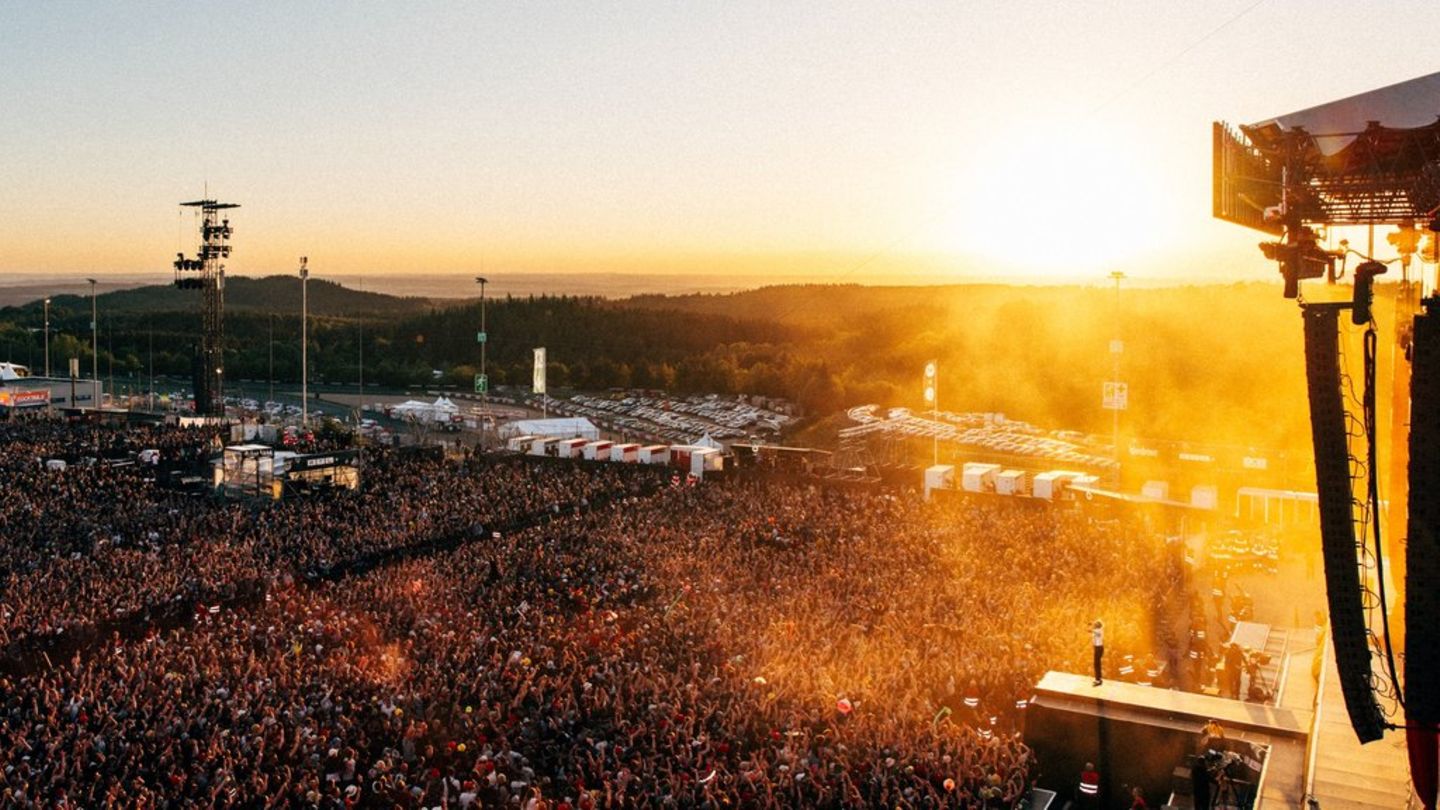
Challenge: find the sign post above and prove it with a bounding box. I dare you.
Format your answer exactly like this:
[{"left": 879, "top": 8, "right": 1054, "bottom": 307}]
[{"left": 1102, "top": 381, "right": 1128, "bottom": 411}]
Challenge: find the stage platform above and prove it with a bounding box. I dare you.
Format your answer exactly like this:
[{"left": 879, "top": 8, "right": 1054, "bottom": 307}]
[
  {"left": 1035, "top": 671, "right": 1310, "bottom": 738},
  {"left": 1029, "top": 639, "right": 1413, "bottom": 809},
  {"left": 1032, "top": 671, "right": 1310, "bottom": 807}
]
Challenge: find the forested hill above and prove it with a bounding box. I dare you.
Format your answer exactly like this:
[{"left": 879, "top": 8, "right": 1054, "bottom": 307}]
[
  {"left": 0, "top": 278, "right": 1402, "bottom": 454},
  {"left": 3, "top": 276, "right": 432, "bottom": 318}
]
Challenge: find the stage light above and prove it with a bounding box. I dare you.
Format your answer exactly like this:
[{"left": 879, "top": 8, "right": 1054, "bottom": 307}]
[{"left": 1388, "top": 221, "right": 1421, "bottom": 256}]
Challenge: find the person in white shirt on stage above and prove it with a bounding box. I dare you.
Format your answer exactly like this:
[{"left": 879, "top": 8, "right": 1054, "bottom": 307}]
[{"left": 1092, "top": 619, "right": 1105, "bottom": 686}]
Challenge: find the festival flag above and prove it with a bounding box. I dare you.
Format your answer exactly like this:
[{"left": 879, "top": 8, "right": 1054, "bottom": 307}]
[{"left": 533, "top": 348, "right": 547, "bottom": 394}]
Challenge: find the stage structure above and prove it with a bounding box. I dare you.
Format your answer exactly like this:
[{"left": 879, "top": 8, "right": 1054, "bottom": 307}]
[
  {"left": 218, "top": 443, "right": 275, "bottom": 500},
  {"left": 1215, "top": 71, "right": 1439, "bottom": 804},
  {"left": 173, "top": 198, "right": 239, "bottom": 416}
]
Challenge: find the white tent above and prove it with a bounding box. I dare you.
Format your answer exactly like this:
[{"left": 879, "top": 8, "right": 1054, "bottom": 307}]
[
  {"left": 391, "top": 398, "right": 459, "bottom": 424},
  {"left": 390, "top": 400, "right": 431, "bottom": 418},
  {"left": 692, "top": 433, "right": 723, "bottom": 449},
  {"left": 498, "top": 417, "right": 600, "bottom": 441}
]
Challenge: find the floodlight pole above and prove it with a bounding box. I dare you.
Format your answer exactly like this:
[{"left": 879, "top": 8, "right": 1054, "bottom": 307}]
[
  {"left": 300, "top": 257, "right": 309, "bottom": 429},
  {"left": 358, "top": 278, "right": 364, "bottom": 416},
  {"left": 42, "top": 298, "right": 51, "bottom": 379},
  {"left": 1110, "top": 270, "right": 1126, "bottom": 482},
  {"left": 476, "top": 275, "right": 488, "bottom": 451},
  {"left": 87, "top": 279, "right": 99, "bottom": 408}
]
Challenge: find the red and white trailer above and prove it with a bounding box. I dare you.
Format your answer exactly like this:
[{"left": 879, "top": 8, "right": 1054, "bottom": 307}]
[
  {"left": 638, "top": 445, "right": 671, "bottom": 465},
  {"left": 609, "top": 443, "right": 640, "bottom": 463}
]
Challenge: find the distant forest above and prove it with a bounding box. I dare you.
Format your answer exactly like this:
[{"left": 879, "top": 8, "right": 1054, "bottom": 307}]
[{"left": 0, "top": 276, "right": 1403, "bottom": 452}]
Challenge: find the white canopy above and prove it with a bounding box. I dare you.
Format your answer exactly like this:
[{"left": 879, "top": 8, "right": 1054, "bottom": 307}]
[
  {"left": 692, "top": 433, "right": 723, "bottom": 449},
  {"left": 498, "top": 417, "right": 599, "bottom": 440},
  {"left": 392, "top": 399, "right": 458, "bottom": 423}
]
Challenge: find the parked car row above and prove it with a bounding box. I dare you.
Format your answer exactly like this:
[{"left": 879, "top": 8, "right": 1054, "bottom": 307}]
[{"left": 843, "top": 404, "right": 1116, "bottom": 469}]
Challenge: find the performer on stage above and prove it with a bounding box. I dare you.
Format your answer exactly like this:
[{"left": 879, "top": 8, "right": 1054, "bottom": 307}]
[{"left": 1092, "top": 619, "right": 1105, "bottom": 686}]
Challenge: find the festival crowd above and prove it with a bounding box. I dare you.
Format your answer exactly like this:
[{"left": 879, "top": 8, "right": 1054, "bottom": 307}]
[{"left": 0, "top": 422, "right": 1187, "bottom": 808}]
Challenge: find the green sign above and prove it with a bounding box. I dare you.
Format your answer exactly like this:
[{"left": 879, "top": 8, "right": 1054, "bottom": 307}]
[
  {"left": 476, "top": 331, "right": 487, "bottom": 344},
  {"left": 474, "top": 373, "right": 488, "bottom": 394}
]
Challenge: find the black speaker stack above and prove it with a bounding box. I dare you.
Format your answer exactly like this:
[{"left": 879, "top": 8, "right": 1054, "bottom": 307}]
[{"left": 1302, "top": 303, "right": 1387, "bottom": 743}]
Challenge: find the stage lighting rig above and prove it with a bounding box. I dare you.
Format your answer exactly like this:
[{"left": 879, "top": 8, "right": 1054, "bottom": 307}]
[
  {"left": 1387, "top": 220, "right": 1422, "bottom": 260},
  {"left": 172, "top": 198, "right": 239, "bottom": 415},
  {"left": 1257, "top": 227, "right": 1343, "bottom": 298}
]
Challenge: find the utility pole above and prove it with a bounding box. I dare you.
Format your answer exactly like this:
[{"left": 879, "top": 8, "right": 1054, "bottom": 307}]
[
  {"left": 357, "top": 278, "right": 364, "bottom": 419},
  {"left": 87, "top": 278, "right": 98, "bottom": 407},
  {"left": 300, "top": 257, "right": 309, "bottom": 428},
  {"left": 42, "top": 297, "right": 50, "bottom": 378},
  {"left": 106, "top": 315, "right": 114, "bottom": 407},
  {"left": 148, "top": 329, "right": 155, "bottom": 412}
]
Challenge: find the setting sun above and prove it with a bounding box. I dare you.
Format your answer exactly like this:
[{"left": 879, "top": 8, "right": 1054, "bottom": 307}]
[{"left": 947, "top": 123, "right": 1178, "bottom": 275}]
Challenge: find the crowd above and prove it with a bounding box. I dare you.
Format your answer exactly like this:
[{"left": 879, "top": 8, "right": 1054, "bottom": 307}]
[
  {"left": 0, "top": 422, "right": 652, "bottom": 647},
  {"left": 0, "top": 422, "right": 1187, "bottom": 808}
]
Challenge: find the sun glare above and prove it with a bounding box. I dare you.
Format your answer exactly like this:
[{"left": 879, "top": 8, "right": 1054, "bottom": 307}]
[{"left": 947, "top": 124, "right": 1176, "bottom": 276}]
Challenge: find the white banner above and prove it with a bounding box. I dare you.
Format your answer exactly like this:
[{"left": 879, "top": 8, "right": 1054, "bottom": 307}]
[
  {"left": 533, "top": 347, "right": 547, "bottom": 394},
  {"left": 923, "top": 360, "right": 937, "bottom": 405}
]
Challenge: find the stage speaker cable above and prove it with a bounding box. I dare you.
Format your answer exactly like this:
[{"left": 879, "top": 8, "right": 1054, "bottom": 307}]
[{"left": 1363, "top": 323, "right": 1406, "bottom": 715}]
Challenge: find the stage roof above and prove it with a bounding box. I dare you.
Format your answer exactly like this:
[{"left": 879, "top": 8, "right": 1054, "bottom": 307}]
[
  {"left": 1247, "top": 71, "right": 1440, "bottom": 156},
  {"left": 1215, "top": 71, "right": 1440, "bottom": 230}
]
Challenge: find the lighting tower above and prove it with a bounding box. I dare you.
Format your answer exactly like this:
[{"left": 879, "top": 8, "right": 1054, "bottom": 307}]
[
  {"left": 173, "top": 198, "right": 239, "bottom": 416},
  {"left": 300, "top": 257, "right": 309, "bottom": 428}
]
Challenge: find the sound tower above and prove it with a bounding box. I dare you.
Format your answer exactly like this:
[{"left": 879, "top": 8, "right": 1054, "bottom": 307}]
[
  {"left": 1408, "top": 297, "right": 1440, "bottom": 725},
  {"left": 1302, "top": 303, "right": 1386, "bottom": 743}
]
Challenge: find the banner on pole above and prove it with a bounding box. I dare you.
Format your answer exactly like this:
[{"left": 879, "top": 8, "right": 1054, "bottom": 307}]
[
  {"left": 533, "top": 348, "right": 547, "bottom": 394},
  {"left": 923, "top": 361, "right": 937, "bottom": 405}
]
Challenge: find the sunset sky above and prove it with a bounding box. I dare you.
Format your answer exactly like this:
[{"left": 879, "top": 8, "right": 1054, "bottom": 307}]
[{"left": 1, "top": 1, "right": 1437, "bottom": 284}]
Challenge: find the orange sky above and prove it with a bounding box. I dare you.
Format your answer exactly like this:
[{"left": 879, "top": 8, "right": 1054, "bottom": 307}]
[{"left": 1, "top": 2, "right": 1437, "bottom": 284}]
